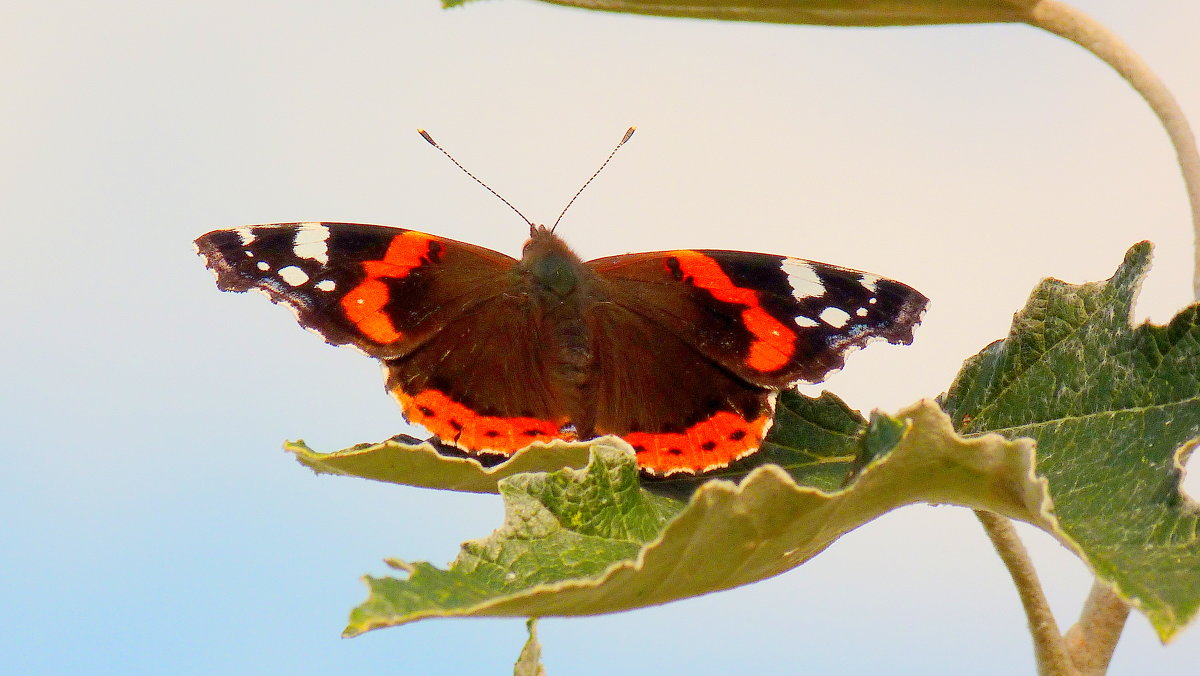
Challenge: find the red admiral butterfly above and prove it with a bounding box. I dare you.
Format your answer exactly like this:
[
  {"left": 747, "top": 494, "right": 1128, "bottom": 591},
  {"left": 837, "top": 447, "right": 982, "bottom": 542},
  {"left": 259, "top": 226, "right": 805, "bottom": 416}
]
[{"left": 196, "top": 131, "right": 926, "bottom": 476}]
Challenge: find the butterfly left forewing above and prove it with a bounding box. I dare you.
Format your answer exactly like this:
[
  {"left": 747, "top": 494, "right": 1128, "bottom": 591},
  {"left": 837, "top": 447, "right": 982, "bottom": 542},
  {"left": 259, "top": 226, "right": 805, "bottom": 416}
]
[
  {"left": 588, "top": 249, "right": 927, "bottom": 388},
  {"left": 196, "top": 222, "right": 517, "bottom": 359}
]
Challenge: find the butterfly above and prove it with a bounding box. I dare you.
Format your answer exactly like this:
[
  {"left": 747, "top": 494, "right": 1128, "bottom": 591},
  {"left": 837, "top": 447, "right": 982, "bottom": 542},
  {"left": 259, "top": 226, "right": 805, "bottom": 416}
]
[{"left": 195, "top": 130, "right": 927, "bottom": 476}]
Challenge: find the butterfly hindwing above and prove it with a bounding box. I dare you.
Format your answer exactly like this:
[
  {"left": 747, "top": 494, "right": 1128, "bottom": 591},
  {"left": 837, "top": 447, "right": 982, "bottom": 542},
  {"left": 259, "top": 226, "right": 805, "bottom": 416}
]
[
  {"left": 382, "top": 290, "right": 577, "bottom": 457},
  {"left": 587, "top": 249, "right": 928, "bottom": 389},
  {"left": 195, "top": 222, "right": 517, "bottom": 359},
  {"left": 583, "top": 301, "right": 777, "bottom": 475}
]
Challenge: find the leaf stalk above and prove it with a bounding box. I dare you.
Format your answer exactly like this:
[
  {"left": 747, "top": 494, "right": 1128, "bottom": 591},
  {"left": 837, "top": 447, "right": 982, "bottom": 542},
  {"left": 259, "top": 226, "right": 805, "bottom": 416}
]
[{"left": 975, "top": 510, "right": 1078, "bottom": 676}]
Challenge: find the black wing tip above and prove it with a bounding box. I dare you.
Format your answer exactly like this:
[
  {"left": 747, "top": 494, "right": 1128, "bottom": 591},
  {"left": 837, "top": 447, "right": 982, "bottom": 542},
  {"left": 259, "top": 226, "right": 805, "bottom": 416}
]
[
  {"left": 870, "top": 279, "right": 929, "bottom": 346},
  {"left": 883, "top": 290, "right": 930, "bottom": 346},
  {"left": 194, "top": 229, "right": 259, "bottom": 293},
  {"left": 195, "top": 225, "right": 377, "bottom": 356},
  {"left": 193, "top": 229, "right": 230, "bottom": 259},
  {"left": 790, "top": 285, "right": 929, "bottom": 384}
]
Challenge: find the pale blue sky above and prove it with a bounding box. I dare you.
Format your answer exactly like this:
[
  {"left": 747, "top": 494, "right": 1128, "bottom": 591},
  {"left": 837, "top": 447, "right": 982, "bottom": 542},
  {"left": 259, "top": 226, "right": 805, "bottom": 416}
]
[{"left": 3, "top": 0, "right": 1199, "bottom": 673}]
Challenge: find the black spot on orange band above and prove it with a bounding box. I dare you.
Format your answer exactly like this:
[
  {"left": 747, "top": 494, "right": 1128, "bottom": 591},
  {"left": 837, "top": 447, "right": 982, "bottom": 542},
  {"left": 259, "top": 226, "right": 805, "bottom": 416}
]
[
  {"left": 391, "top": 387, "right": 574, "bottom": 455},
  {"left": 618, "top": 409, "right": 772, "bottom": 476}
]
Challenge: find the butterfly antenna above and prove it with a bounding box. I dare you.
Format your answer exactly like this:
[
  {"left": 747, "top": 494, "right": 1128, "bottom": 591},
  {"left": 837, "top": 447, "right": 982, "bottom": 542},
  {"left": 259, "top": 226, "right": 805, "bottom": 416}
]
[
  {"left": 418, "top": 129, "right": 534, "bottom": 231},
  {"left": 551, "top": 126, "right": 636, "bottom": 232}
]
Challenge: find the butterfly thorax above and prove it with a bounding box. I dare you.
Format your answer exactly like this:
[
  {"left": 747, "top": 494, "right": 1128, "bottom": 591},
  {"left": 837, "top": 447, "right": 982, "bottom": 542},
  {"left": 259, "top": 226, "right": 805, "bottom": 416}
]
[
  {"left": 517, "top": 226, "right": 596, "bottom": 408},
  {"left": 519, "top": 226, "right": 584, "bottom": 297}
]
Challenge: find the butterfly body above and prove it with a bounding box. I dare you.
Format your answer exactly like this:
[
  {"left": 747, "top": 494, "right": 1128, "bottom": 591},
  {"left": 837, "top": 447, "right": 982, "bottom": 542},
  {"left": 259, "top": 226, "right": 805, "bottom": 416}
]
[{"left": 197, "top": 221, "right": 927, "bottom": 476}]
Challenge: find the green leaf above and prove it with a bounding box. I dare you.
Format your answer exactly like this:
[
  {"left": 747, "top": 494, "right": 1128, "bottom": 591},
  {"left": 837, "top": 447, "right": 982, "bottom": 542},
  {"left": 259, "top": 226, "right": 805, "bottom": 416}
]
[
  {"left": 942, "top": 242, "right": 1200, "bottom": 641},
  {"left": 513, "top": 618, "right": 547, "bottom": 676},
  {"left": 343, "top": 401, "right": 1055, "bottom": 636},
  {"left": 454, "top": 0, "right": 1038, "bottom": 27}
]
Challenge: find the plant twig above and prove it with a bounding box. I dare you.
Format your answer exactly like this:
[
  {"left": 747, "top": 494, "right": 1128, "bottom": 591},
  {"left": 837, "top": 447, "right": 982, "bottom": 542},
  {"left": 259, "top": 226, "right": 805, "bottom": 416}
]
[
  {"left": 1025, "top": 0, "right": 1200, "bottom": 300},
  {"left": 514, "top": 618, "right": 548, "bottom": 676},
  {"left": 975, "top": 510, "right": 1078, "bottom": 676},
  {"left": 1063, "top": 581, "right": 1131, "bottom": 675}
]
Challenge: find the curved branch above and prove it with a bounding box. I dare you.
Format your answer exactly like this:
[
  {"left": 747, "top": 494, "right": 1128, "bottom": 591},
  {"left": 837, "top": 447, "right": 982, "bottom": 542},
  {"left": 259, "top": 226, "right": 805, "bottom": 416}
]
[{"left": 1026, "top": 0, "right": 1200, "bottom": 300}]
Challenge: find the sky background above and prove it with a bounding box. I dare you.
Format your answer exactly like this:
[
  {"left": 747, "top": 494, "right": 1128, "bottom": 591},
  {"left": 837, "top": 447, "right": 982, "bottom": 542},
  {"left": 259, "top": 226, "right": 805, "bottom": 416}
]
[{"left": 4, "top": 0, "right": 1200, "bottom": 673}]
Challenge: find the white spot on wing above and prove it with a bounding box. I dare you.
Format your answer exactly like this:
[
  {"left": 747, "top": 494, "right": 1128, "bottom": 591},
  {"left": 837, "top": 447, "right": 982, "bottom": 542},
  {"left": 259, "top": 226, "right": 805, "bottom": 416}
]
[
  {"left": 782, "top": 260, "right": 825, "bottom": 299},
  {"left": 256, "top": 261, "right": 270, "bottom": 271},
  {"left": 316, "top": 280, "right": 336, "bottom": 291},
  {"left": 293, "top": 222, "right": 330, "bottom": 264},
  {"left": 278, "top": 265, "right": 309, "bottom": 286},
  {"left": 820, "top": 306, "right": 851, "bottom": 328},
  {"left": 794, "top": 316, "right": 819, "bottom": 328},
  {"left": 236, "top": 227, "right": 256, "bottom": 246},
  {"left": 856, "top": 307, "right": 869, "bottom": 317}
]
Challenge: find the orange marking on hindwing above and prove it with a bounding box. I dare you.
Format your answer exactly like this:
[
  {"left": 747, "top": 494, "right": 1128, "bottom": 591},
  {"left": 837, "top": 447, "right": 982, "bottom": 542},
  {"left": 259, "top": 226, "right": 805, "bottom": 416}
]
[
  {"left": 341, "top": 231, "right": 436, "bottom": 344},
  {"left": 392, "top": 388, "right": 574, "bottom": 455},
  {"left": 670, "top": 252, "right": 795, "bottom": 372},
  {"left": 621, "top": 410, "right": 771, "bottom": 476}
]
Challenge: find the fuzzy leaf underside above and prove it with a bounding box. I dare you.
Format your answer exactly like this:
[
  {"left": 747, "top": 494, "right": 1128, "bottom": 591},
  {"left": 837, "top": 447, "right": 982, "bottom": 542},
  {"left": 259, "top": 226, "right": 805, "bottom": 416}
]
[
  {"left": 288, "top": 390, "right": 866, "bottom": 495},
  {"left": 943, "top": 242, "right": 1200, "bottom": 641},
  {"left": 344, "top": 402, "right": 1053, "bottom": 636},
  {"left": 287, "top": 437, "right": 596, "bottom": 494},
  {"left": 445, "top": 0, "right": 1036, "bottom": 26}
]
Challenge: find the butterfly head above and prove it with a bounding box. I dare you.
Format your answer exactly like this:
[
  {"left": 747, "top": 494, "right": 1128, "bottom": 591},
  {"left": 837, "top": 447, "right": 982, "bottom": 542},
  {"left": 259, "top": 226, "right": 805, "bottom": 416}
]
[{"left": 521, "top": 225, "right": 583, "bottom": 297}]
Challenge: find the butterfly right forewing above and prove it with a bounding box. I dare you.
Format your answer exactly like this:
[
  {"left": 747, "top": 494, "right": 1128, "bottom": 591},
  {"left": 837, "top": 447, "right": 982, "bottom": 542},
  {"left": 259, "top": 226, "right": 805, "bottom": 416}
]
[{"left": 588, "top": 249, "right": 928, "bottom": 388}]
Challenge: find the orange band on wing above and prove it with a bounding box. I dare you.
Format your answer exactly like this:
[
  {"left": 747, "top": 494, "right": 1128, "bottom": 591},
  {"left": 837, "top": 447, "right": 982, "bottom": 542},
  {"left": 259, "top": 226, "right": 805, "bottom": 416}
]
[
  {"left": 620, "top": 410, "right": 771, "bottom": 476},
  {"left": 670, "top": 252, "right": 795, "bottom": 372},
  {"left": 393, "top": 388, "right": 574, "bottom": 455},
  {"left": 341, "top": 231, "right": 436, "bottom": 344}
]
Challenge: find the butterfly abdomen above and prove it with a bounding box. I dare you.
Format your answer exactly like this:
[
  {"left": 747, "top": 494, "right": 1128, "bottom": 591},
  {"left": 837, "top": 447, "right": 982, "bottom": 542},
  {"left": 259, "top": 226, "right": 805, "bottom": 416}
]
[{"left": 516, "top": 229, "right": 599, "bottom": 422}]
